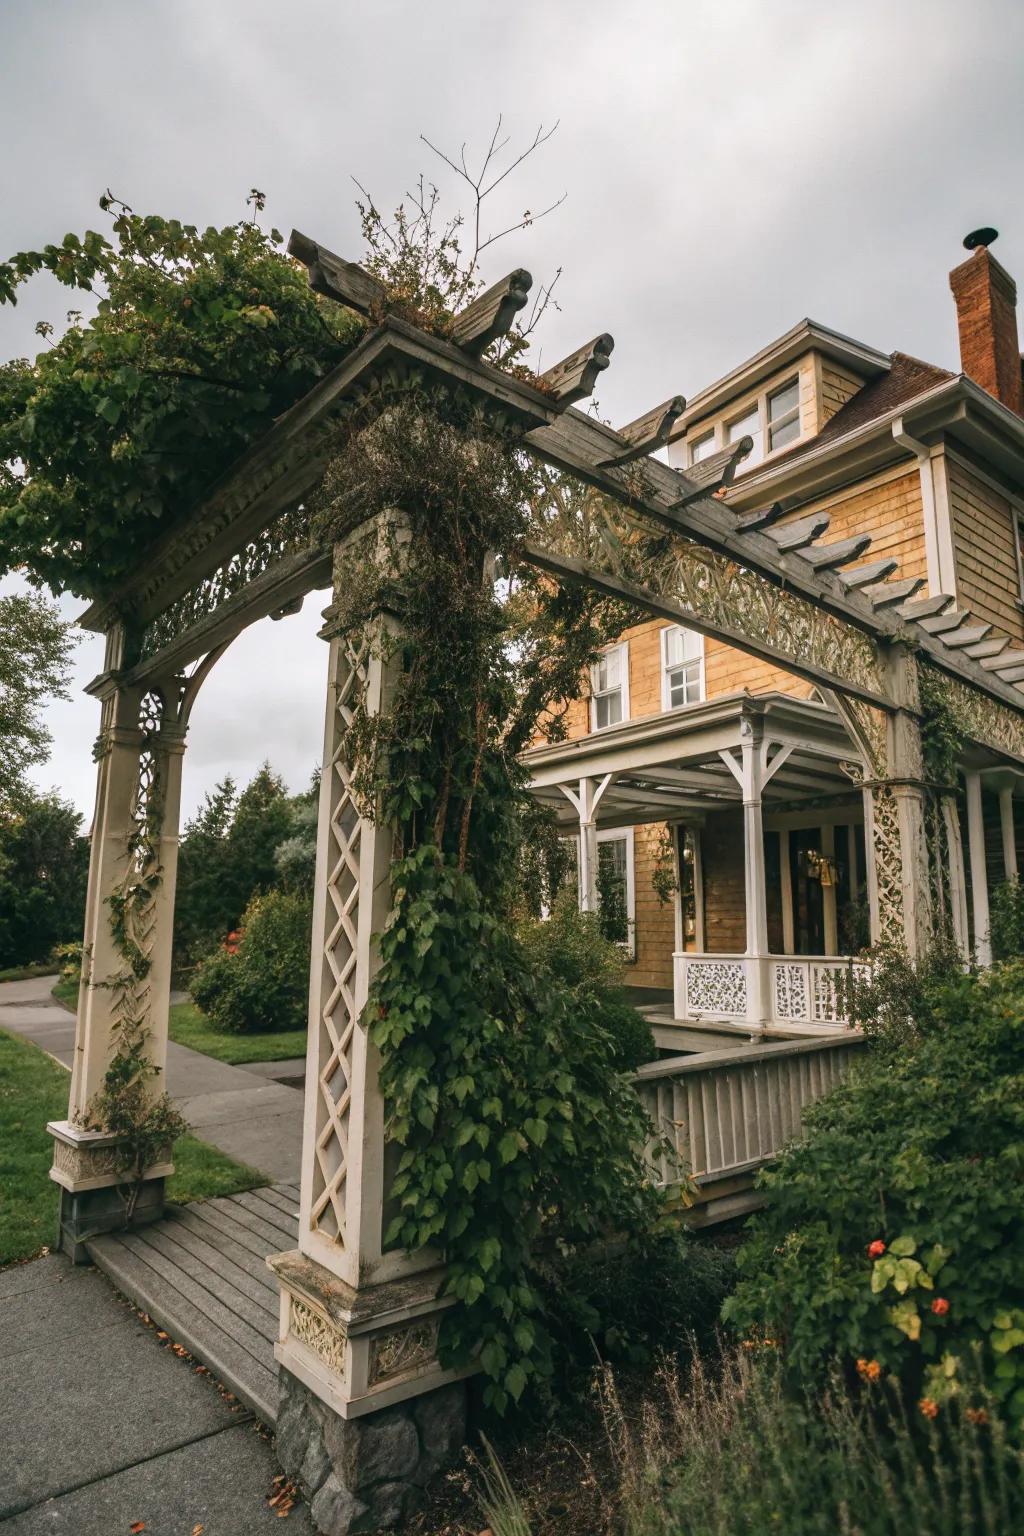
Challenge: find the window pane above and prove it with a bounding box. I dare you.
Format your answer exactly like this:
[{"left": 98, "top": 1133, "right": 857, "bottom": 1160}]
[
  {"left": 595, "top": 690, "right": 622, "bottom": 729},
  {"left": 769, "top": 414, "right": 800, "bottom": 451},
  {"left": 597, "top": 837, "right": 629, "bottom": 944},
  {"left": 689, "top": 431, "right": 716, "bottom": 464},
  {"left": 726, "top": 407, "right": 762, "bottom": 467},
  {"left": 768, "top": 379, "right": 799, "bottom": 422},
  {"left": 665, "top": 624, "right": 699, "bottom": 666},
  {"left": 668, "top": 658, "right": 701, "bottom": 707}
]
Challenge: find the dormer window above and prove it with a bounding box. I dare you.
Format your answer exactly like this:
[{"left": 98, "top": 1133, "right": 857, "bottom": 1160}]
[
  {"left": 662, "top": 625, "right": 704, "bottom": 708},
  {"left": 726, "top": 404, "right": 762, "bottom": 468},
  {"left": 689, "top": 430, "right": 716, "bottom": 465},
  {"left": 591, "top": 642, "right": 629, "bottom": 730},
  {"left": 768, "top": 378, "right": 800, "bottom": 451}
]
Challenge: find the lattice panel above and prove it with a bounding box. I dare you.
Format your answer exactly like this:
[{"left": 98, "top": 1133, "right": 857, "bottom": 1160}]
[
  {"left": 869, "top": 784, "right": 905, "bottom": 942},
  {"left": 684, "top": 959, "right": 748, "bottom": 1018},
  {"left": 773, "top": 963, "right": 808, "bottom": 1021},
  {"left": 310, "top": 634, "right": 371, "bottom": 1247}
]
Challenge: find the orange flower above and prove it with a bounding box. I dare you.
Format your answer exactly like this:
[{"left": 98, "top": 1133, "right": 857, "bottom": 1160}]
[
  {"left": 965, "top": 1407, "right": 989, "bottom": 1426},
  {"left": 867, "top": 1239, "right": 886, "bottom": 1259},
  {"left": 856, "top": 1358, "right": 881, "bottom": 1382},
  {"left": 931, "top": 1297, "right": 950, "bottom": 1316},
  {"left": 919, "top": 1397, "right": 939, "bottom": 1420}
]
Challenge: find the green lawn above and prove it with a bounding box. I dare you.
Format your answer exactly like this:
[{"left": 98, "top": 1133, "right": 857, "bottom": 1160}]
[
  {"left": 168, "top": 1000, "right": 307, "bottom": 1065},
  {"left": 51, "top": 982, "right": 306, "bottom": 1066},
  {"left": 0, "top": 1026, "right": 267, "bottom": 1266}
]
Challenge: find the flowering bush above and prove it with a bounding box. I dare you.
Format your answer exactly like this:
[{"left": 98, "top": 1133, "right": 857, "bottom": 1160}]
[
  {"left": 189, "top": 888, "right": 311, "bottom": 1033},
  {"left": 723, "top": 961, "right": 1024, "bottom": 1428}
]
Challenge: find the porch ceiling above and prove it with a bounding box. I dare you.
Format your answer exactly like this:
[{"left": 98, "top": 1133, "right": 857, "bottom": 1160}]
[{"left": 525, "top": 691, "right": 861, "bottom": 827}]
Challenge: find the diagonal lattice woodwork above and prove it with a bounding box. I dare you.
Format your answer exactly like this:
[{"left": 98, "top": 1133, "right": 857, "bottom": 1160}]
[{"left": 309, "top": 632, "right": 370, "bottom": 1245}]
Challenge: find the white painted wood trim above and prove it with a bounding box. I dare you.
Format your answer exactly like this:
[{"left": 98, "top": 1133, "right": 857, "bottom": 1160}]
[{"left": 965, "top": 770, "right": 992, "bottom": 966}]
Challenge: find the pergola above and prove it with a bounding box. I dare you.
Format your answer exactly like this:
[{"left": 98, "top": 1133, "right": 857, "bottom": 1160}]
[{"left": 48, "top": 232, "right": 1024, "bottom": 1526}]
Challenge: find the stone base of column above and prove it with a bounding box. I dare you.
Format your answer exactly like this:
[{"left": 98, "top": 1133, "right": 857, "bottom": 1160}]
[
  {"left": 276, "top": 1369, "right": 466, "bottom": 1535},
  {"left": 48, "top": 1119, "right": 173, "bottom": 1263}
]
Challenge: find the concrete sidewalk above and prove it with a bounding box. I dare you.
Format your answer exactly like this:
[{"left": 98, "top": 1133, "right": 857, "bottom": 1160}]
[
  {"left": 0, "top": 1254, "right": 313, "bottom": 1533},
  {"left": 0, "top": 976, "right": 304, "bottom": 1183}
]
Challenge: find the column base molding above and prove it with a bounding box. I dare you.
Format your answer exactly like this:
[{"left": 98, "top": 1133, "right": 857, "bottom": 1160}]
[
  {"left": 47, "top": 1118, "right": 174, "bottom": 1193},
  {"left": 268, "top": 1249, "right": 475, "bottom": 1422}
]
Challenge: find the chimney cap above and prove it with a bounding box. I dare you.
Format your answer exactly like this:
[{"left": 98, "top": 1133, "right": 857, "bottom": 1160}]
[{"left": 963, "top": 227, "right": 999, "bottom": 251}]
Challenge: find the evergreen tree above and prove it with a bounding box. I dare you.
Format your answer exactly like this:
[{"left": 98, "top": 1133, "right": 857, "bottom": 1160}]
[{"left": 0, "top": 790, "right": 89, "bottom": 966}]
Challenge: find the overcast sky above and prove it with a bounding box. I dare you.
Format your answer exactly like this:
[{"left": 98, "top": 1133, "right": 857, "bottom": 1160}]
[{"left": 3, "top": 0, "right": 1023, "bottom": 823}]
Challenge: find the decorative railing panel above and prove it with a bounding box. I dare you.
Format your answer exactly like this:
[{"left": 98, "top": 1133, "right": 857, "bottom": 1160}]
[
  {"left": 678, "top": 955, "right": 749, "bottom": 1020},
  {"left": 675, "top": 952, "right": 866, "bottom": 1029},
  {"left": 635, "top": 1035, "right": 864, "bottom": 1187}
]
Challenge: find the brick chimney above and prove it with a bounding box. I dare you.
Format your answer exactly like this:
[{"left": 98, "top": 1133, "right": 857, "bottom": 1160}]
[{"left": 949, "top": 231, "right": 1023, "bottom": 415}]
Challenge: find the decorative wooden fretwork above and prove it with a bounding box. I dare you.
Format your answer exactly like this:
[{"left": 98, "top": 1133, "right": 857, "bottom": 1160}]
[
  {"left": 683, "top": 958, "right": 748, "bottom": 1018},
  {"left": 868, "top": 782, "right": 906, "bottom": 940},
  {"left": 138, "top": 502, "right": 314, "bottom": 660},
  {"left": 932, "top": 666, "right": 1024, "bottom": 762},
  {"left": 367, "top": 1320, "right": 439, "bottom": 1386},
  {"left": 309, "top": 632, "right": 371, "bottom": 1247},
  {"left": 289, "top": 1298, "right": 349, "bottom": 1376}
]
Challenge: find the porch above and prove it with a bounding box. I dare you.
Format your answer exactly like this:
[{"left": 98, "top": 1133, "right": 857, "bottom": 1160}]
[{"left": 528, "top": 691, "right": 873, "bottom": 1042}]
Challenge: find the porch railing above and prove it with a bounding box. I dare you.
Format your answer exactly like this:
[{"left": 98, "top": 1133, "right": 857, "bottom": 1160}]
[
  {"left": 634, "top": 1034, "right": 864, "bottom": 1220},
  {"left": 674, "top": 952, "right": 868, "bottom": 1030}
]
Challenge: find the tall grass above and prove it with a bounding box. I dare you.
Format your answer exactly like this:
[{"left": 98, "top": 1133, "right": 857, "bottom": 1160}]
[{"left": 473, "top": 1349, "right": 1024, "bottom": 1536}]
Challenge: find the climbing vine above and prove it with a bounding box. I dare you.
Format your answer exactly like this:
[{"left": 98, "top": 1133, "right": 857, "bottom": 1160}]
[
  {"left": 313, "top": 387, "right": 665, "bottom": 1411},
  {"left": 920, "top": 667, "right": 966, "bottom": 786}
]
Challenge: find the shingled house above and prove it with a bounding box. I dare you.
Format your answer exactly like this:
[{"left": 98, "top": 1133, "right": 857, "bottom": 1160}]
[{"left": 526, "top": 233, "right": 1024, "bottom": 1045}]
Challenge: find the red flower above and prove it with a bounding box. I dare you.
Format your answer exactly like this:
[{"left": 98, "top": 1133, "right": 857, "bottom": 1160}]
[
  {"left": 867, "top": 1239, "right": 886, "bottom": 1259},
  {"left": 919, "top": 1397, "right": 939, "bottom": 1420},
  {"left": 856, "top": 1357, "right": 881, "bottom": 1382},
  {"left": 931, "top": 1297, "right": 950, "bottom": 1316}
]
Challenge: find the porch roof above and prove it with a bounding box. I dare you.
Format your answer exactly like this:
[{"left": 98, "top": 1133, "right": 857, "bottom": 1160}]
[{"left": 524, "top": 691, "right": 860, "bottom": 828}]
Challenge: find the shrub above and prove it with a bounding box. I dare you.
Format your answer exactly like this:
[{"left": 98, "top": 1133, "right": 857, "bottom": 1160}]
[
  {"left": 723, "top": 962, "right": 1024, "bottom": 1426},
  {"left": 991, "top": 879, "right": 1024, "bottom": 962},
  {"left": 542, "top": 1228, "right": 735, "bottom": 1385},
  {"left": 844, "top": 930, "right": 965, "bottom": 1051},
  {"left": 517, "top": 889, "right": 654, "bottom": 1070},
  {"left": 188, "top": 889, "right": 312, "bottom": 1034}
]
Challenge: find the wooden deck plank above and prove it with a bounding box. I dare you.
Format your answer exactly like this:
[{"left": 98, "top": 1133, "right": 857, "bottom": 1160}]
[
  {"left": 114, "top": 1228, "right": 275, "bottom": 1364},
  {"left": 247, "top": 1185, "right": 301, "bottom": 1222},
  {"left": 169, "top": 1207, "right": 280, "bottom": 1294},
  {"left": 88, "top": 1233, "right": 280, "bottom": 1426},
  {"left": 221, "top": 1192, "right": 299, "bottom": 1247},
  {"left": 157, "top": 1213, "right": 279, "bottom": 1320},
  {"left": 133, "top": 1224, "right": 277, "bottom": 1335},
  {"left": 177, "top": 1196, "right": 280, "bottom": 1264}
]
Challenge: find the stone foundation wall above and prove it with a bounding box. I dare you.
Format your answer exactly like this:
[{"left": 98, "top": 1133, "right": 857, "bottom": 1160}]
[{"left": 276, "top": 1370, "right": 466, "bottom": 1535}]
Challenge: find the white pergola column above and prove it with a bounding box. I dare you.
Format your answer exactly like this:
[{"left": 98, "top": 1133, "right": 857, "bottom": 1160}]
[
  {"left": 50, "top": 644, "right": 189, "bottom": 1257},
  {"left": 270, "top": 521, "right": 470, "bottom": 1427},
  {"left": 965, "top": 769, "right": 992, "bottom": 965},
  {"left": 999, "top": 784, "right": 1018, "bottom": 882}
]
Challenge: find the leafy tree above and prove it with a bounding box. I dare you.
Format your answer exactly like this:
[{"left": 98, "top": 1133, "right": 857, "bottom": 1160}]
[
  {"left": 225, "top": 762, "right": 294, "bottom": 912},
  {"left": 0, "top": 590, "right": 75, "bottom": 814},
  {"left": 189, "top": 888, "right": 312, "bottom": 1034},
  {"left": 0, "top": 790, "right": 89, "bottom": 967},
  {"left": 0, "top": 194, "right": 363, "bottom": 597},
  {"left": 173, "top": 776, "right": 237, "bottom": 965}
]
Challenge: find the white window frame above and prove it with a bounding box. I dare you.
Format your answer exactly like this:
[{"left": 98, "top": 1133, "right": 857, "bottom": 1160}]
[
  {"left": 1014, "top": 509, "right": 1024, "bottom": 608},
  {"left": 688, "top": 428, "right": 717, "bottom": 465},
  {"left": 596, "top": 825, "right": 636, "bottom": 958},
  {"left": 590, "top": 640, "right": 630, "bottom": 732},
  {"left": 725, "top": 402, "right": 763, "bottom": 470},
  {"left": 660, "top": 624, "right": 705, "bottom": 711},
  {"left": 766, "top": 376, "right": 801, "bottom": 453}
]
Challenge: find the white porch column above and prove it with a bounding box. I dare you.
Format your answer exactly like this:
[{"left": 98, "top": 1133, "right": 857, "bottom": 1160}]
[
  {"left": 942, "top": 794, "right": 971, "bottom": 958},
  {"left": 821, "top": 825, "right": 839, "bottom": 956},
  {"left": 965, "top": 770, "right": 992, "bottom": 965},
  {"left": 270, "top": 520, "right": 469, "bottom": 1430},
  {"left": 779, "top": 829, "right": 795, "bottom": 956},
  {"left": 721, "top": 720, "right": 770, "bottom": 1031},
  {"left": 558, "top": 774, "right": 614, "bottom": 915},
  {"left": 999, "top": 785, "right": 1018, "bottom": 881}
]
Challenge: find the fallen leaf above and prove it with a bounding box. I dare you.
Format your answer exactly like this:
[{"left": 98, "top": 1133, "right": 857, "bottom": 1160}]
[
  {"left": 192, "top": 1525, "right": 204, "bottom": 1535},
  {"left": 130, "top": 1524, "right": 146, "bottom": 1534}
]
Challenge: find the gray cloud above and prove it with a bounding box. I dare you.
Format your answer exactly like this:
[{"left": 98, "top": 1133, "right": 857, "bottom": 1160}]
[{"left": 3, "top": 0, "right": 1022, "bottom": 818}]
